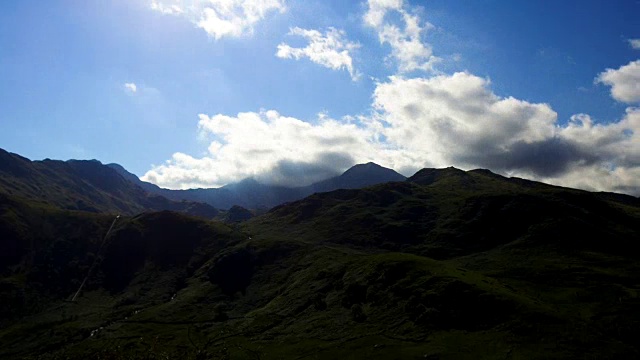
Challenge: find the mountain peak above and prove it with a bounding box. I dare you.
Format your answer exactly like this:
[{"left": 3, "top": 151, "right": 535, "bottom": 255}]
[
  {"left": 0, "top": 148, "right": 32, "bottom": 176},
  {"left": 222, "top": 177, "right": 263, "bottom": 192},
  {"left": 106, "top": 163, "right": 140, "bottom": 181},
  {"left": 106, "top": 163, "right": 127, "bottom": 171},
  {"left": 340, "top": 162, "right": 406, "bottom": 182},
  {"left": 66, "top": 159, "right": 104, "bottom": 166},
  {"left": 307, "top": 162, "right": 406, "bottom": 194},
  {"left": 407, "top": 167, "right": 468, "bottom": 185},
  {"left": 343, "top": 161, "right": 383, "bottom": 172},
  {"left": 0, "top": 149, "right": 218, "bottom": 217}
]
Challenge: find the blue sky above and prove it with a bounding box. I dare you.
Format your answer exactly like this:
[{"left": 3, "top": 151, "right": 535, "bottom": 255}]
[{"left": 1, "top": 0, "right": 639, "bottom": 194}]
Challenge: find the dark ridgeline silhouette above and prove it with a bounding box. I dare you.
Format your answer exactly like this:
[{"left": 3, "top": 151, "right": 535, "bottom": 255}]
[{"left": 0, "top": 148, "right": 218, "bottom": 218}]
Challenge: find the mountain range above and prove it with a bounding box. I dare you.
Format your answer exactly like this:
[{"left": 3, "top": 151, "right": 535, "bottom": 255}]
[
  {"left": 0, "top": 148, "right": 218, "bottom": 218},
  {"left": 1, "top": 147, "right": 640, "bottom": 359},
  {"left": 107, "top": 161, "right": 407, "bottom": 210},
  {"left": 0, "top": 148, "right": 406, "bottom": 215}
]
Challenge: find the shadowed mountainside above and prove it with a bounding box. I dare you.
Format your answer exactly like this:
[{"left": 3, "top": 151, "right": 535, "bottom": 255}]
[
  {"left": 221, "top": 205, "right": 255, "bottom": 223},
  {"left": 1, "top": 166, "right": 640, "bottom": 359},
  {"left": 0, "top": 148, "right": 218, "bottom": 218}
]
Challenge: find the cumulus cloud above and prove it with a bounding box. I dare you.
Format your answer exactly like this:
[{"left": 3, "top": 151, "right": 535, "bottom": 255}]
[
  {"left": 364, "top": 0, "right": 439, "bottom": 73},
  {"left": 150, "top": 0, "right": 286, "bottom": 40},
  {"left": 372, "top": 73, "right": 560, "bottom": 172},
  {"left": 143, "top": 70, "right": 640, "bottom": 195},
  {"left": 596, "top": 60, "right": 640, "bottom": 104},
  {"left": 547, "top": 164, "right": 640, "bottom": 196},
  {"left": 124, "top": 82, "right": 137, "bottom": 93},
  {"left": 371, "top": 73, "right": 640, "bottom": 194},
  {"left": 276, "top": 27, "right": 361, "bottom": 80},
  {"left": 629, "top": 39, "right": 640, "bottom": 50},
  {"left": 150, "top": 0, "right": 183, "bottom": 15},
  {"left": 363, "top": 0, "right": 402, "bottom": 28},
  {"left": 546, "top": 108, "right": 640, "bottom": 192},
  {"left": 142, "top": 110, "right": 387, "bottom": 188},
  {"left": 142, "top": 1, "right": 640, "bottom": 196}
]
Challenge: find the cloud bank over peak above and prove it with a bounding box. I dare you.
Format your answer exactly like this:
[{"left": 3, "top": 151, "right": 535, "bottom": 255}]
[
  {"left": 372, "top": 73, "right": 559, "bottom": 172},
  {"left": 372, "top": 72, "right": 640, "bottom": 194},
  {"left": 276, "top": 27, "right": 361, "bottom": 80},
  {"left": 150, "top": 0, "right": 286, "bottom": 40},
  {"left": 141, "top": 1, "right": 640, "bottom": 196},
  {"left": 143, "top": 110, "right": 383, "bottom": 189},
  {"left": 144, "top": 68, "right": 640, "bottom": 196}
]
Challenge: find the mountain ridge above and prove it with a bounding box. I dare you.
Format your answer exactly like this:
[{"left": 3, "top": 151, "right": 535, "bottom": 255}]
[
  {"left": 108, "top": 160, "right": 408, "bottom": 209},
  {"left": 0, "top": 148, "right": 218, "bottom": 218},
  {"left": 2, "top": 157, "right": 640, "bottom": 358}
]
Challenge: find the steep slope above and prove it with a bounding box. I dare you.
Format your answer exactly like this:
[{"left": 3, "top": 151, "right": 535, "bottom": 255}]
[
  {"left": 0, "top": 192, "right": 115, "bottom": 322},
  {"left": 244, "top": 167, "right": 640, "bottom": 356},
  {"left": 262, "top": 167, "right": 640, "bottom": 257},
  {"left": 3, "top": 167, "right": 640, "bottom": 359},
  {"left": 106, "top": 163, "right": 163, "bottom": 194},
  {"left": 0, "top": 195, "right": 243, "bottom": 357},
  {"left": 0, "top": 148, "right": 218, "bottom": 218},
  {"left": 108, "top": 162, "right": 405, "bottom": 209}
]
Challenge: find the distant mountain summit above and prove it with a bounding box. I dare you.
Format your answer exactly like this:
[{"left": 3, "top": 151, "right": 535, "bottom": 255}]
[
  {"left": 344, "top": 162, "right": 405, "bottom": 179},
  {"left": 222, "top": 205, "right": 254, "bottom": 223},
  {"left": 309, "top": 162, "right": 406, "bottom": 193},
  {"left": 407, "top": 166, "right": 468, "bottom": 186},
  {"left": 109, "top": 161, "right": 407, "bottom": 209},
  {"left": 0, "top": 148, "right": 32, "bottom": 176},
  {"left": 107, "top": 163, "right": 165, "bottom": 194}
]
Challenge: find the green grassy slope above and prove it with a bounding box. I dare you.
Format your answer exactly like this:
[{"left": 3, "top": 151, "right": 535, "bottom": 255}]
[
  {"left": 1, "top": 168, "right": 639, "bottom": 359},
  {"left": 0, "top": 193, "right": 242, "bottom": 358}
]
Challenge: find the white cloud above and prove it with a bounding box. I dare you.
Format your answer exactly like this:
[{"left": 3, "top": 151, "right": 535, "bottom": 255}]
[
  {"left": 276, "top": 27, "right": 361, "bottom": 80},
  {"left": 150, "top": 0, "right": 286, "bottom": 40},
  {"left": 142, "top": 110, "right": 387, "bottom": 188},
  {"left": 629, "top": 39, "right": 640, "bottom": 50},
  {"left": 363, "top": 0, "right": 403, "bottom": 28},
  {"left": 596, "top": 60, "right": 640, "bottom": 104},
  {"left": 541, "top": 130, "right": 640, "bottom": 195},
  {"left": 547, "top": 107, "right": 640, "bottom": 193},
  {"left": 371, "top": 73, "right": 640, "bottom": 194},
  {"left": 143, "top": 72, "right": 640, "bottom": 195},
  {"left": 123, "top": 82, "right": 162, "bottom": 99},
  {"left": 545, "top": 164, "right": 640, "bottom": 196},
  {"left": 558, "top": 111, "right": 638, "bottom": 157},
  {"left": 151, "top": 0, "right": 183, "bottom": 15},
  {"left": 141, "top": 5, "right": 640, "bottom": 196},
  {"left": 372, "top": 72, "right": 559, "bottom": 171},
  {"left": 364, "top": 0, "right": 439, "bottom": 73},
  {"left": 124, "top": 82, "right": 137, "bottom": 93}
]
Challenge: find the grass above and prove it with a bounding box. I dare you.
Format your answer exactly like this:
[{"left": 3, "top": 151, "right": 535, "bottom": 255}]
[{"left": 1, "top": 168, "right": 640, "bottom": 358}]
